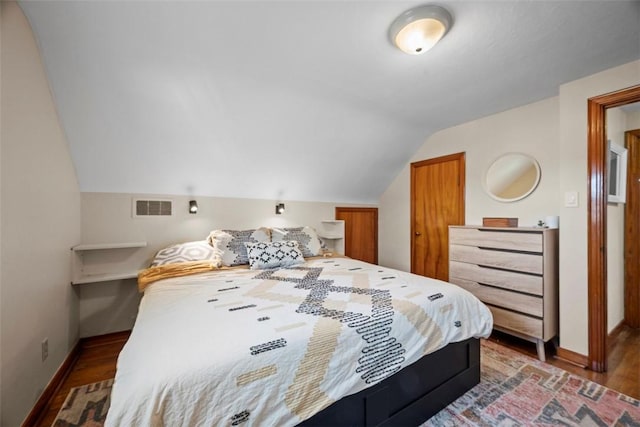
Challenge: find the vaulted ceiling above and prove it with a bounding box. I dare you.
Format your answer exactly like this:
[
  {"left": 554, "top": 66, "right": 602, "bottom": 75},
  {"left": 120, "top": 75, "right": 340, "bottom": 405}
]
[{"left": 20, "top": 1, "right": 640, "bottom": 203}]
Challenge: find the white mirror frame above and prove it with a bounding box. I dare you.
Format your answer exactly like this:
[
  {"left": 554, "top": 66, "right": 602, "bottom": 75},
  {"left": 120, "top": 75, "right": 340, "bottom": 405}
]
[{"left": 484, "top": 153, "right": 541, "bottom": 203}]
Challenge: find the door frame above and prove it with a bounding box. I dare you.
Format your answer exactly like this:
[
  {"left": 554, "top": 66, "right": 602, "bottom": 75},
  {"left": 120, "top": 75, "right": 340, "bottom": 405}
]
[
  {"left": 587, "top": 84, "right": 640, "bottom": 372},
  {"left": 624, "top": 129, "right": 640, "bottom": 329},
  {"left": 410, "top": 152, "right": 466, "bottom": 275}
]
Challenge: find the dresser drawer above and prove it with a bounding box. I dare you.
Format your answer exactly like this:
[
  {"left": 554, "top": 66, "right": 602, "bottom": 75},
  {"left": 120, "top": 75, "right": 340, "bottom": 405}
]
[
  {"left": 449, "top": 261, "right": 543, "bottom": 296},
  {"left": 488, "top": 305, "right": 543, "bottom": 339},
  {"left": 450, "top": 244, "right": 543, "bottom": 274},
  {"left": 450, "top": 227, "right": 542, "bottom": 252},
  {"left": 450, "top": 277, "right": 543, "bottom": 317}
]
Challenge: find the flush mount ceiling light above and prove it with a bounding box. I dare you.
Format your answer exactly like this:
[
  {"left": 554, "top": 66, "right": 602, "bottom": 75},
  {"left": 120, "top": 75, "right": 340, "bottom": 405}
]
[{"left": 389, "top": 4, "right": 453, "bottom": 55}]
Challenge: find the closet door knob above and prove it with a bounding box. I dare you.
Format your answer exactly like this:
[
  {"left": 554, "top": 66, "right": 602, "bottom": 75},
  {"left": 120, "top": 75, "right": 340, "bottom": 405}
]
[{"left": 415, "top": 231, "right": 421, "bottom": 236}]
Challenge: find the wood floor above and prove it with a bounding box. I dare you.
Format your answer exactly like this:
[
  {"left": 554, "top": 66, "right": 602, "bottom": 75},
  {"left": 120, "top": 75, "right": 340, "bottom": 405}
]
[
  {"left": 32, "top": 327, "right": 639, "bottom": 426},
  {"left": 34, "top": 331, "right": 129, "bottom": 427}
]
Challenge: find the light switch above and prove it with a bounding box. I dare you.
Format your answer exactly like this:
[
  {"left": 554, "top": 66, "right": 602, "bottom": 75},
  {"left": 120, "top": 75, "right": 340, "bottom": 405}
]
[{"left": 564, "top": 191, "right": 579, "bottom": 207}]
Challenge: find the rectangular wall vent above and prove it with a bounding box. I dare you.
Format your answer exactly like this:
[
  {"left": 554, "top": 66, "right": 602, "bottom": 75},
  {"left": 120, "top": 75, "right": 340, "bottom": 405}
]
[{"left": 133, "top": 199, "right": 173, "bottom": 217}]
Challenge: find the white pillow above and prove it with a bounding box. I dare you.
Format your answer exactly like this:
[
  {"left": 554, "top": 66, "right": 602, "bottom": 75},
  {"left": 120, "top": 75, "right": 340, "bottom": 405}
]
[
  {"left": 271, "top": 226, "right": 323, "bottom": 257},
  {"left": 245, "top": 240, "right": 304, "bottom": 270},
  {"left": 207, "top": 228, "right": 271, "bottom": 266},
  {"left": 150, "top": 240, "right": 221, "bottom": 267}
]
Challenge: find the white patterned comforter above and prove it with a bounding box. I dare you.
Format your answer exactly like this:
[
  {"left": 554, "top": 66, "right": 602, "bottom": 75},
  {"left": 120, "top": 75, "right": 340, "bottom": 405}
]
[{"left": 106, "top": 257, "right": 492, "bottom": 426}]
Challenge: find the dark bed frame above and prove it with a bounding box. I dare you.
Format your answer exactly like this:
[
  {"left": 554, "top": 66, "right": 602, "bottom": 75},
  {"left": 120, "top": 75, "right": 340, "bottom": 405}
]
[{"left": 299, "top": 337, "right": 480, "bottom": 427}]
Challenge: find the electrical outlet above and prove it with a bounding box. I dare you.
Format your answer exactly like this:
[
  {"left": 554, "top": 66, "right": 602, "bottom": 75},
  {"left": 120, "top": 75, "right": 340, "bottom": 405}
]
[{"left": 41, "top": 338, "right": 48, "bottom": 362}]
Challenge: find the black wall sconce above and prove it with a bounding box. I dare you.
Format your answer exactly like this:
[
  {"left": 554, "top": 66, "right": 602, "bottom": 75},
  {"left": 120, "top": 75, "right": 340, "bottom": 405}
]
[
  {"left": 189, "top": 200, "right": 198, "bottom": 214},
  {"left": 275, "top": 203, "right": 285, "bottom": 215}
]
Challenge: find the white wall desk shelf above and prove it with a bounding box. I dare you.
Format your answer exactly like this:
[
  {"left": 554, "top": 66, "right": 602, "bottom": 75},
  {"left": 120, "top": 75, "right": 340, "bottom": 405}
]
[
  {"left": 71, "top": 242, "right": 147, "bottom": 285},
  {"left": 318, "top": 220, "right": 345, "bottom": 255}
]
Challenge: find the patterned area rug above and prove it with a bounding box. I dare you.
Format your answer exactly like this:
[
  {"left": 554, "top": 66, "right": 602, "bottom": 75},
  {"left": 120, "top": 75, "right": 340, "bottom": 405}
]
[
  {"left": 52, "top": 379, "right": 111, "bottom": 427},
  {"left": 426, "top": 340, "right": 640, "bottom": 426},
  {"left": 52, "top": 341, "right": 640, "bottom": 426}
]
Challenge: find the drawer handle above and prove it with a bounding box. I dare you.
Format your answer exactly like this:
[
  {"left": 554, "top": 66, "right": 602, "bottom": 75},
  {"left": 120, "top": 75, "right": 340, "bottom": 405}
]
[
  {"left": 477, "top": 264, "right": 499, "bottom": 270},
  {"left": 478, "top": 246, "right": 542, "bottom": 256},
  {"left": 477, "top": 263, "right": 542, "bottom": 278},
  {"left": 477, "top": 228, "right": 541, "bottom": 235}
]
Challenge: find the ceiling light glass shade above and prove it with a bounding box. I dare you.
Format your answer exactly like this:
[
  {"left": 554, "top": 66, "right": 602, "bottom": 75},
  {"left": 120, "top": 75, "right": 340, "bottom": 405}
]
[{"left": 389, "top": 5, "right": 453, "bottom": 55}]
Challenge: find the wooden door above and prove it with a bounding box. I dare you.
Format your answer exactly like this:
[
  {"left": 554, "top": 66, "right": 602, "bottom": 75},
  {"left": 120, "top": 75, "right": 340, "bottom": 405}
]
[
  {"left": 411, "top": 153, "right": 465, "bottom": 281},
  {"left": 624, "top": 129, "right": 640, "bottom": 328},
  {"left": 335, "top": 207, "right": 378, "bottom": 264}
]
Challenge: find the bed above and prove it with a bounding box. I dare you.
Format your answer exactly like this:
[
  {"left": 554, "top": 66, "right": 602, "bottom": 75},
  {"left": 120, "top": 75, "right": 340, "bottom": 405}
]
[{"left": 106, "top": 238, "right": 492, "bottom": 426}]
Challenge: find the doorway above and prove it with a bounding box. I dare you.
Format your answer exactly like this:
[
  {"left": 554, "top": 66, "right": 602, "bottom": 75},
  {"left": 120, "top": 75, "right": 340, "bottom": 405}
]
[
  {"left": 624, "top": 129, "right": 640, "bottom": 328},
  {"left": 605, "top": 110, "right": 640, "bottom": 366},
  {"left": 335, "top": 207, "right": 378, "bottom": 264},
  {"left": 587, "top": 84, "right": 640, "bottom": 372},
  {"left": 410, "top": 153, "right": 465, "bottom": 281}
]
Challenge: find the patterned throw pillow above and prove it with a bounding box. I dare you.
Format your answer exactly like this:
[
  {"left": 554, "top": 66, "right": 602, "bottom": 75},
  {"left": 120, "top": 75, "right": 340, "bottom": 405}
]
[
  {"left": 150, "top": 241, "right": 221, "bottom": 267},
  {"left": 271, "top": 226, "right": 323, "bottom": 257},
  {"left": 244, "top": 241, "right": 304, "bottom": 270},
  {"left": 207, "top": 228, "right": 271, "bottom": 266}
]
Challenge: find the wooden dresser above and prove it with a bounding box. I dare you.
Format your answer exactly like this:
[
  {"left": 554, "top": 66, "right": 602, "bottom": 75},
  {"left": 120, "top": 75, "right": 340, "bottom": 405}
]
[{"left": 449, "top": 225, "right": 558, "bottom": 361}]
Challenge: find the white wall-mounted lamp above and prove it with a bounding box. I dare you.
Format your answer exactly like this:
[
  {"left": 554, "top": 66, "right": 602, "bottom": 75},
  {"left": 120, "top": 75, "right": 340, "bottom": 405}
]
[
  {"left": 189, "top": 200, "right": 198, "bottom": 214},
  {"left": 389, "top": 4, "right": 453, "bottom": 55},
  {"left": 275, "top": 203, "right": 285, "bottom": 215}
]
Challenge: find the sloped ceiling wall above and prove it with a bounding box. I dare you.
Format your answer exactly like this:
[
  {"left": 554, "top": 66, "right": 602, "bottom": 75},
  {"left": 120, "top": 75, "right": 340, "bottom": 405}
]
[{"left": 20, "top": 1, "right": 640, "bottom": 203}]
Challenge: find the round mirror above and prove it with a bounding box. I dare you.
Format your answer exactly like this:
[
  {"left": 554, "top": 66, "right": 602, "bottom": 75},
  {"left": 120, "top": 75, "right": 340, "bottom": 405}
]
[{"left": 485, "top": 153, "right": 541, "bottom": 202}]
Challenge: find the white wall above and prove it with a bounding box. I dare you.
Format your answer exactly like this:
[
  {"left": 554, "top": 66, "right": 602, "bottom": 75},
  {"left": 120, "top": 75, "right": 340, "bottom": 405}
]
[
  {"left": 627, "top": 110, "right": 640, "bottom": 129},
  {"left": 379, "top": 97, "right": 560, "bottom": 272},
  {"left": 0, "top": 2, "right": 82, "bottom": 425},
  {"left": 78, "top": 192, "right": 372, "bottom": 337},
  {"left": 557, "top": 60, "right": 640, "bottom": 355},
  {"left": 379, "top": 59, "right": 640, "bottom": 357},
  {"left": 606, "top": 108, "right": 627, "bottom": 333}
]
